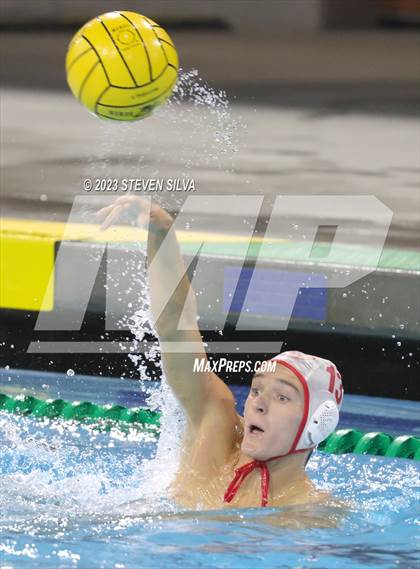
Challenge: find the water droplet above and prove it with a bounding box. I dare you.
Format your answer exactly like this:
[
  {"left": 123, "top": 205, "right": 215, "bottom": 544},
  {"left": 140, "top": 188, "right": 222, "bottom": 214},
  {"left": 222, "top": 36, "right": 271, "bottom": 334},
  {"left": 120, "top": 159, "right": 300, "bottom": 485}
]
[{"left": 66, "top": 369, "right": 75, "bottom": 377}]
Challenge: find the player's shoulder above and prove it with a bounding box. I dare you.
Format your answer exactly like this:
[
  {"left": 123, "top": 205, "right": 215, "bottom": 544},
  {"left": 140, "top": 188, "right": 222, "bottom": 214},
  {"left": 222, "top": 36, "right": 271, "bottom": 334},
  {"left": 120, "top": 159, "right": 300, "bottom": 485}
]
[{"left": 269, "top": 489, "right": 349, "bottom": 529}]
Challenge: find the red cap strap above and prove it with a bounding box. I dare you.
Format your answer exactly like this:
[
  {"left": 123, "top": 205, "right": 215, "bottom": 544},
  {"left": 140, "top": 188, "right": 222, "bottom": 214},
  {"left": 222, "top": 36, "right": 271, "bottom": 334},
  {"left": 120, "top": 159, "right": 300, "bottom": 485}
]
[
  {"left": 223, "top": 450, "right": 309, "bottom": 507},
  {"left": 224, "top": 459, "right": 270, "bottom": 507}
]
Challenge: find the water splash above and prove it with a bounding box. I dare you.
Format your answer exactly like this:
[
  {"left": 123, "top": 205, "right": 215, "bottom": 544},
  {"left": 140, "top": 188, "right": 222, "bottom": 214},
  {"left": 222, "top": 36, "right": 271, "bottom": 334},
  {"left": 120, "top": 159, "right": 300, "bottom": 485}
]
[
  {"left": 75, "top": 68, "right": 243, "bottom": 499},
  {"left": 113, "top": 245, "right": 186, "bottom": 500},
  {"left": 77, "top": 69, "right": 242, "bottom": 214}
]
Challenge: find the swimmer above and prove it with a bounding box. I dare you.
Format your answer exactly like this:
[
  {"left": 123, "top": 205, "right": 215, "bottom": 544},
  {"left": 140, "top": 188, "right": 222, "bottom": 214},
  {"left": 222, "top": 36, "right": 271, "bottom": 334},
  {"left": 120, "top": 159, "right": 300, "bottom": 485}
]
[{"left": 96, "top": 196, "right": 344, "bottom": 511}]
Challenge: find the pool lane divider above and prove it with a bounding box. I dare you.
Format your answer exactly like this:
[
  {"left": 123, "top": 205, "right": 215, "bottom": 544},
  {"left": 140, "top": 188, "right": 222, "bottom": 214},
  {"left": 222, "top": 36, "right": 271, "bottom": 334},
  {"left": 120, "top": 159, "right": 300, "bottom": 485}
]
[
  {"left": 0, "top": 391, "right": 419, "bottom": 460},
  {"left": 0, "top": 391, "right": 160, "bottom": 435}
]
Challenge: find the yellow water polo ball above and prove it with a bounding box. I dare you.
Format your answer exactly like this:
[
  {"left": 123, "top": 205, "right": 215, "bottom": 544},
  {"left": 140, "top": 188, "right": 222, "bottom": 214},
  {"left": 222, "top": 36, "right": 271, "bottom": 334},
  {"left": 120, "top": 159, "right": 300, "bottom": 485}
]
[{"left": 65, "top": 11, "right": 179, "bottom": 121}]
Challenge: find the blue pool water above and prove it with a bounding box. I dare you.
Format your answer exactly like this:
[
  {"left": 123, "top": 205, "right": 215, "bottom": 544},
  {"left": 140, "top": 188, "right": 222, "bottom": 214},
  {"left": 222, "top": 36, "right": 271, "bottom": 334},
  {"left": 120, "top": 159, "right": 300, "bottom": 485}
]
[{"left": 0, "top": 368, "right": 419, "bottom": 569}]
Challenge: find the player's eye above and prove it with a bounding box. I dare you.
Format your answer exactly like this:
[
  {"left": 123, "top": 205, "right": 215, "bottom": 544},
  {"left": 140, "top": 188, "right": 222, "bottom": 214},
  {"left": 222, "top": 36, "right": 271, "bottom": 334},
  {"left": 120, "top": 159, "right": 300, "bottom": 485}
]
[
  {"left": 250, "top": 387, "right": 260, "bottom": 396},
  {"left": 275, "top": 393, "right": 290, "bottom": 402}
]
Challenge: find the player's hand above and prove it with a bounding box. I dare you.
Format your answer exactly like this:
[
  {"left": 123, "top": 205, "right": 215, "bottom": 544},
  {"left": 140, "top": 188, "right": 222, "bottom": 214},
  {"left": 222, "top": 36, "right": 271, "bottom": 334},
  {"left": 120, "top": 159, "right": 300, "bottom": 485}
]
[{"left": 95, "top": 196, "right": 173, "bottom": 232}]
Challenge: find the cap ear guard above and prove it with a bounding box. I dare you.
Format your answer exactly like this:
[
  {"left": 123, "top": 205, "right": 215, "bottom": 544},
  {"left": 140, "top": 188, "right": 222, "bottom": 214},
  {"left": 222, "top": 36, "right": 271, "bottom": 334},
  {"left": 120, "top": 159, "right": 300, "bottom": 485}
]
[
  {"left": 271, "top": 351, "right": 343, "bottom": 453},
  {"left": 302, "top": 400, "right": 340, "bottom": 447}
]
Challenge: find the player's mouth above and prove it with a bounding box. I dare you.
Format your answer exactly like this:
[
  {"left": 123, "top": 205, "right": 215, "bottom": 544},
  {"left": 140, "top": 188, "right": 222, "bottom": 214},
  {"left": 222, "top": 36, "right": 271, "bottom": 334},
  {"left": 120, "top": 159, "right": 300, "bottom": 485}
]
[{"left": 248, "top": 423, "right": 265, "bottom": 437}]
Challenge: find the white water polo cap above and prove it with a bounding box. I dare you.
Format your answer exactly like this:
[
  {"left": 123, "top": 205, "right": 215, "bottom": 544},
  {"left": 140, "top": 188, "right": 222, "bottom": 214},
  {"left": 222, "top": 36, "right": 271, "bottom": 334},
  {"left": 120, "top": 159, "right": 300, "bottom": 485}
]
[{"left": 270, "top": 351, "right": 343, "bottom": 452}]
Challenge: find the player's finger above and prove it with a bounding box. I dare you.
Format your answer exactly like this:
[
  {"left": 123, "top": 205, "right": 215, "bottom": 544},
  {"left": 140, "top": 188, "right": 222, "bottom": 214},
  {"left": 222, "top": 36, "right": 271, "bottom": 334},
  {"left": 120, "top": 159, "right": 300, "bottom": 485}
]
[
  {"left": 96, "top": 195, "right": 130, "bottom": 216},
  {"left": 100, "top": 203, "right": 130, "bottom": 230},
  {"left": 95, "top": 204, "right": 114, "bottom": 220},
  {"left": 95, "top": 195, "right": 134, "bottom": 217},
  {"left": 136, "top": 210, "right": 149, "bottom": 228}
]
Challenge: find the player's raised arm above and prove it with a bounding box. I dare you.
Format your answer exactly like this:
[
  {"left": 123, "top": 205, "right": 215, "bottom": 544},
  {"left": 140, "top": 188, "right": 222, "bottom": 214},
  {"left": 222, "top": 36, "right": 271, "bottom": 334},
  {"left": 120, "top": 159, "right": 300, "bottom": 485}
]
[{"left": 96, "top": 196, "right": 235, "bottom": 428}]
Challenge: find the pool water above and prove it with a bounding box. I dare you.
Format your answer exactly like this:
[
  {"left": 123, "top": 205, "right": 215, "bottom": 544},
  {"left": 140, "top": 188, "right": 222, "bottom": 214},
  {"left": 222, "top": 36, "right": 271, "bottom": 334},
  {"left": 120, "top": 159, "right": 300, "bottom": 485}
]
[{"left": 0, "top": 370, "right": 419, "bottom": 569}]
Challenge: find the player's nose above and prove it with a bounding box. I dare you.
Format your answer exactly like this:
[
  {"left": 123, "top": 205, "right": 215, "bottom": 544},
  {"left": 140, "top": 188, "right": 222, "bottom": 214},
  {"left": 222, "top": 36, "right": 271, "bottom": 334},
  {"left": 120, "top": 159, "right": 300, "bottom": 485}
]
[{"left": 253, "top": 394, "right": 268, "bottom": 414}]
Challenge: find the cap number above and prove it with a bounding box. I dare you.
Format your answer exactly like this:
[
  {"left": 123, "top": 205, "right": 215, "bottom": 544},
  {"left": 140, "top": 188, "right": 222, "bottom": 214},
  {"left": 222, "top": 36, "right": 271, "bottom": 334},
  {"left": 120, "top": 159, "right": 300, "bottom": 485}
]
[{"left": 327, "top": 365, "right": 343, "bottom": 405}]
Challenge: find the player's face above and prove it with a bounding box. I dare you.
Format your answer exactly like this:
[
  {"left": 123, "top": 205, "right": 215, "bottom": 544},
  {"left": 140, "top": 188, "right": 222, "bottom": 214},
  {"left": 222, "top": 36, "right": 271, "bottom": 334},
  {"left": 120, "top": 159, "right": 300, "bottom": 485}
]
[{"left": 241, "top": 364, "right": 304, "bottom": 460}]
